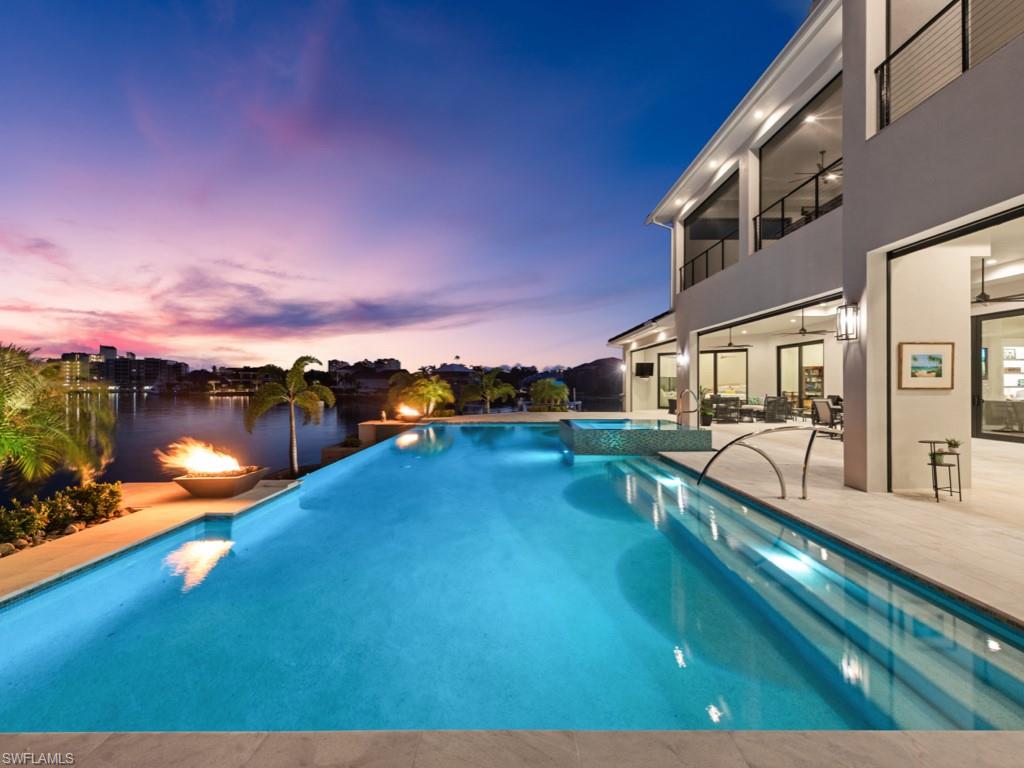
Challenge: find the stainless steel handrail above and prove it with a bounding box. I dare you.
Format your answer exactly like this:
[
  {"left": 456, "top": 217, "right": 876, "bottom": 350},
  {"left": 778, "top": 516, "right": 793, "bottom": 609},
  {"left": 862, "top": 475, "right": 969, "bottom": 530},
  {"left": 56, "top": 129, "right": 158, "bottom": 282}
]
[
  {"left": 696, "top": 425, "right": 842, "bottom": 500},
  {"left": 677, "top": 388, "right": 700, "bottom": 415}
]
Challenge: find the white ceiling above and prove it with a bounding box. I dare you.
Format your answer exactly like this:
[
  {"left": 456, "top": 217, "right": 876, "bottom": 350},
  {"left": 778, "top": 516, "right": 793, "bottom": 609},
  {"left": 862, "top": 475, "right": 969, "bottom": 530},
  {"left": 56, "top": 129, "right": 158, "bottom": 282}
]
[{"left": 699, "top": 298, "right": 842, "bottom": 349}]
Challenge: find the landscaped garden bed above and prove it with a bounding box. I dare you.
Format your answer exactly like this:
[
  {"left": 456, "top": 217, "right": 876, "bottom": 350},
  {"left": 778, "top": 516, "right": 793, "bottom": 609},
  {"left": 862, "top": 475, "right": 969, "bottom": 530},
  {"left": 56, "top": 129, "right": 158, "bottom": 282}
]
[{"left": 0, "top": 482, "right": 129, "bottom": 557}]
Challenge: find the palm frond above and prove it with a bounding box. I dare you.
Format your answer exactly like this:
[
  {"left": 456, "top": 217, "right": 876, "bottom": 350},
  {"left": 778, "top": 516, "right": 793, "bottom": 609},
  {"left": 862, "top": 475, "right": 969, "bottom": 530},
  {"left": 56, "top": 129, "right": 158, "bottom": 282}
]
[
  {"left": 286, "top": 356, "right": 321, "bottom": 394},
  {"left": 293, "top": 390, "right": 324, "bottom": 425},
  {"left": 307, "top": 382, "right": 336, "bottom": 408},
  {"left": 244, "top": 382, "right": 288, "bottom": 432}
]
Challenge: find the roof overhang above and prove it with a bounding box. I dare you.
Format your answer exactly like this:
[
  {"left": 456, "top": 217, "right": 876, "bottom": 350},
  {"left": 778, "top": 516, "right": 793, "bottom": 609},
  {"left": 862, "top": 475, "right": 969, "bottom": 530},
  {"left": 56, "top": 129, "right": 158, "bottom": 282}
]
[
  {"left": 646, "top": 0, "right": 842, "bottom": 226},
  {"left": 607, "top": 309, "right": 676, "bottom": 347}
]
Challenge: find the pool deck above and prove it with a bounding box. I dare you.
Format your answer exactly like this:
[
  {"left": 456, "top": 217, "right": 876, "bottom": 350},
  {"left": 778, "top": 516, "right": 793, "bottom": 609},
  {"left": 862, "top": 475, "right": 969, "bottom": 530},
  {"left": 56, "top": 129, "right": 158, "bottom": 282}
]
[
  {"left": 0, "top": 479, "right": 294, "bottom": 603},
  {"left": 1, "top": 729, "right": 1021, "bottom": 767}
]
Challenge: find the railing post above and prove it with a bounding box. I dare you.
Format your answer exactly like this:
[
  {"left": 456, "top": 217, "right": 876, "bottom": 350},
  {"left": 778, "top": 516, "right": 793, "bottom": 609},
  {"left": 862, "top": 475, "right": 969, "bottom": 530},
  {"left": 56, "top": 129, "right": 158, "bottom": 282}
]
[
  {"left": 780, "top": 198, "right": 786, "bottom": 238},
  {"left": 814, "top": 173, "right": 820, "bottom": 220},
  {"left": 961, "top": 0, "right": 970, "bottom": 72}
]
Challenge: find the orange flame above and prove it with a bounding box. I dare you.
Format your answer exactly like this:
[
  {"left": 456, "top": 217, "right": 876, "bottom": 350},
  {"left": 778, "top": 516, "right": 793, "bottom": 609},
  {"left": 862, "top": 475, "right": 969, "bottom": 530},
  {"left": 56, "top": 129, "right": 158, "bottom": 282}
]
[
  {"left": 156, "top": 438, "right": 242, "bottom": 475},
  {"left": 397, "top": 403, "right": 420, "bottom": 417}
]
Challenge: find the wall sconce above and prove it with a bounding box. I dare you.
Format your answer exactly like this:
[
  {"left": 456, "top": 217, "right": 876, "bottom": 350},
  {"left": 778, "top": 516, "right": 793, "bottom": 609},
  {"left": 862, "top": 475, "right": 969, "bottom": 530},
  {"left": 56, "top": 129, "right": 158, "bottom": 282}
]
[{"left": 836, "top": 303, "right": 859, "bottom": 341}]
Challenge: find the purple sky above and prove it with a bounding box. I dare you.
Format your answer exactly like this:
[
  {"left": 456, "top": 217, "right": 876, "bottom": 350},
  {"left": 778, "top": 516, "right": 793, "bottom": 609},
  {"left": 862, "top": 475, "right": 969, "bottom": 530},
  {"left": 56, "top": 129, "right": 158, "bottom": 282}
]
[{"left": 0, "top": 1, "right": 803, "bottom": 369}]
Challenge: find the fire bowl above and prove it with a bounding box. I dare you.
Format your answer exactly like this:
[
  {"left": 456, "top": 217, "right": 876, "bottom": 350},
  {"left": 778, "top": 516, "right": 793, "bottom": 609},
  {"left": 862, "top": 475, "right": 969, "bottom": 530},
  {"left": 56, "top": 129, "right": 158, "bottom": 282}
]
[{"left": 173, "top": 467, "right": 269, "bottom": 498}]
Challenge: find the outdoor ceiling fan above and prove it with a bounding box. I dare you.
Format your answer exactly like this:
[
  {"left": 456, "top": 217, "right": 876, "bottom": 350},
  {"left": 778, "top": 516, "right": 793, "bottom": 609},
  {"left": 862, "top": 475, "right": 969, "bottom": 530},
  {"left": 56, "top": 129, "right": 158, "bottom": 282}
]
[
  {"left": 973, "top": 259, "right": 1024, "bottom": 304},
  {"left": 784, "top": 308, "right": 833, "bottom": 337},
  {"left": 703, "top": 326, "right": 752, "bottom": 351},
  {"left": 793, "top": 150, "right": 842, "bottom": 184}
]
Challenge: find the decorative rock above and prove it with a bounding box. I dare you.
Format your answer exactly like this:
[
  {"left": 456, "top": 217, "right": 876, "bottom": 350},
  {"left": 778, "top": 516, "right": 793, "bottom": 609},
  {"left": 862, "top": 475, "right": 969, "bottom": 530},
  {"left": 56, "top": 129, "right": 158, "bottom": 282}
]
[
  {"left": 13, "top": 538, "right": 29, "bottom": 549},
  {"left": 64, "top": 524, "right": 78, "bottom": 536},
  {"left": 0, "top": 543, "right": 15, "bottom": 556}
]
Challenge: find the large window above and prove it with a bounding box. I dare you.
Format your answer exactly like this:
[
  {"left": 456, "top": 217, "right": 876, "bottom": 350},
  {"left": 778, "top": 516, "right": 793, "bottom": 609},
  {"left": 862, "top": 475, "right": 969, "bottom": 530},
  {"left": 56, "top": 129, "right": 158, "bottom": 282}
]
[
  {"left": 699, "top": 350, "right": 748, "bottom": 399},
  {"left": 681, "top": 172, "right": 739, "bottom": 290},
  {"left": 755, "top": 75, "right": 843, "bottom": 249},
  {"left": 657, "top": 353, "right": 677, "bottom": 410},
  {"left": 975, "top": 310, "right": 1024, "bottom": 442}
]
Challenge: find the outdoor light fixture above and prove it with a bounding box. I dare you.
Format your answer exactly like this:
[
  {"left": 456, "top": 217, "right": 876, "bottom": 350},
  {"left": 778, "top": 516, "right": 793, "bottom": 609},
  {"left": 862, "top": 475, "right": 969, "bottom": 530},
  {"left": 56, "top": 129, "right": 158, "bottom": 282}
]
[
  {"left": 804, "top": 114, "right": 817, "bottom": 123},
  {"left": 619, "top": 363, "right": 626, "bottom": 373},
  {"left": 836, "top": 303, "right": 859, "bottom": 341}
]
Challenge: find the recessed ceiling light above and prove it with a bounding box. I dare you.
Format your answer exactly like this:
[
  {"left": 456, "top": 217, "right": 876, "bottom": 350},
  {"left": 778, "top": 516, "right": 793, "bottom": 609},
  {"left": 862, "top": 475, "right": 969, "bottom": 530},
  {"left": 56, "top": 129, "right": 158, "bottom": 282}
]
[
  {"left": 753, "top": 109, "right": 765, "bottom": 119},
  {"left": 741, "top": 330, "right": 748, "bottom": 334},
  {"left": 709, "top": 159, "right": 720, "bottom": 169},
  {"left": 804, "top": 115, "right": 817, "bottom": 123},
  {"left": 790, "top": 318, "right": 797, "bottom": 323},
  {"left": 986, "top": 258, "right": 997, "bottom": 265},
  {"left": 674, "top": 197, "right": 684, "bottom": 205}
]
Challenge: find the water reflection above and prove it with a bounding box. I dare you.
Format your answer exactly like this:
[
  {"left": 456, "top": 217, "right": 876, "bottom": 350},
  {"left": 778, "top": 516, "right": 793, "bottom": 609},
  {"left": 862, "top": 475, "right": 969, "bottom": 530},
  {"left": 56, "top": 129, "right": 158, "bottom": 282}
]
[
  {"left": 392, "top": 426, "right": 454, "bottom": 456},
  {"left": 164, "top": 539, "right": 234, "bottom": 592}
]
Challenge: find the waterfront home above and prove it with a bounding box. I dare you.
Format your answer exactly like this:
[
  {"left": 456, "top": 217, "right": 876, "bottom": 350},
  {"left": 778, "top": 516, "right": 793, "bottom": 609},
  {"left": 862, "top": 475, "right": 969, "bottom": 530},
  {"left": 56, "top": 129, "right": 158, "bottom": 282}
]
[{"left": 611, "top": 0, "right": 1024, "bottom": 495}]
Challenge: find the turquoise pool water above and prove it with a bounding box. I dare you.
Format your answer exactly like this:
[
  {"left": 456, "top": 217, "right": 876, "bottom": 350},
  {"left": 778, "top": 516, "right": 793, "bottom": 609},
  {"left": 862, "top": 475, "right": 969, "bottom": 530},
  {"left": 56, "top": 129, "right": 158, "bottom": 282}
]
[{"left": 1, "top": 423, "right": 1023, "bottom": 731}]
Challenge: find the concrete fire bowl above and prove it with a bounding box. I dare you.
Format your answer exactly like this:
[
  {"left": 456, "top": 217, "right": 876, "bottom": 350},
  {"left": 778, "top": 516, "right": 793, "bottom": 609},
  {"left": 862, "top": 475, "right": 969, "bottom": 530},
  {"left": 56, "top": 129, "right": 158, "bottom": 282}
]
[{"left": 173, "top": 467, "right": 269, "bottom": 498}]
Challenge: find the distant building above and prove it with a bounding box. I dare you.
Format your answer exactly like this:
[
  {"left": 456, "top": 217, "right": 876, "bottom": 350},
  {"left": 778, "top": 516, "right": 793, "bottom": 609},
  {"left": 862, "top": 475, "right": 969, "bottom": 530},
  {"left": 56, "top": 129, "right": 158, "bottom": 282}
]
[
  {"left": 211, "top": 366, "right": 276, "bottom": 394},
  {"left": 327, "top": 359, "right": 351, "bottom": 375},
  {"left": 98, "top": 345, "right": 117, "bottom": 362},
  {"left": 60, "top": 352, "right": 95, "bottom": 388}
]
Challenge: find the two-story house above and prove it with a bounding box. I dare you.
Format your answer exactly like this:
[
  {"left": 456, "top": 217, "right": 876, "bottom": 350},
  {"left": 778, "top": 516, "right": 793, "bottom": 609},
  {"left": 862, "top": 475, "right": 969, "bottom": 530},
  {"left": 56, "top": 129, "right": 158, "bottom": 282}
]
[{"left": 611, "top": 0, "right": 1024, "bottom": 494}]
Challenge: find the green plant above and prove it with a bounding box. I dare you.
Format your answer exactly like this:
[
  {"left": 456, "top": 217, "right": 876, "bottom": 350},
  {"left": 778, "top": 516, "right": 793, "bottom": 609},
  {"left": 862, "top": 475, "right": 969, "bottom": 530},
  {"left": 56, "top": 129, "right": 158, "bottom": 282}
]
[
  {"left": 431, "top": 408, "right": 456, "bottom": 417},
  {"left": 405, "top": 375, "right": 455, "bottom": 416},
  {"left": 529, "top": 378, "right": 569, "bottom": 410},
  {"left": 461, "top": 369, "right": 518, "bottom": 414},
  {"left": 0, "top": 499, "right": 47, "bottom": 542},
  {"left": 0, "top": 482, "right": 123, "bottom": 545},
  {"left": 0, "top": 345, "right": 115, "bottom": 488},
  {"left": 698, "top": 386, "right": 714, "bottom": 417},
  {"left": 245, "top": 356, "right": 336, "bottom": 476},
  {"left": 944, "top": 438, "right": 961, "bottom": 451},
  {"left": 929, "top": 451, "right": 947, "bottom": 466}
]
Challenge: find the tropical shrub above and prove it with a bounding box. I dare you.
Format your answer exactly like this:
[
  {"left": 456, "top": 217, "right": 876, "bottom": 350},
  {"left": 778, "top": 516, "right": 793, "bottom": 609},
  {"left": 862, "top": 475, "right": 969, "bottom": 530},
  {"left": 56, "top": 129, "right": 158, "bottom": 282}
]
[
  {"left": 529, "top": 378, "right": 569, "bottom": 410},
  {"left": 431, "top": 408, "right": 456, "bottom": 417},
  {"left": 460, "top": 369, "right": 517, "bottom": 414},
  {"left": 0, "top": 482, "right": 123, "bottom": 547}
]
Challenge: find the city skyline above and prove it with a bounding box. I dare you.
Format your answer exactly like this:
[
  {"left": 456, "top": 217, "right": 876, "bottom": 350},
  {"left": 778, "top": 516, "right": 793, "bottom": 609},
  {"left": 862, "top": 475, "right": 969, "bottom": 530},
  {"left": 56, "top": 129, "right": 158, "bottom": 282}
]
[{"left": 0, "top": 1, "right": 803, "bottom": 369}]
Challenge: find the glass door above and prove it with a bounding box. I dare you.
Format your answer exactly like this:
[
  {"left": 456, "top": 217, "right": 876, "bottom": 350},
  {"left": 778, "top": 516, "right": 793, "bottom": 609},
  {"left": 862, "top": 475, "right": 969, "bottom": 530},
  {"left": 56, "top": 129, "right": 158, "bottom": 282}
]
[
  {"left": 973, "top": 310, "right": 1024, "bottom": 441},
  {"left": 657, "top": 353, "right": 677, "bottom": 410},
  {"left": 777, "top": 340, "right": 824, "bottom": 413}
]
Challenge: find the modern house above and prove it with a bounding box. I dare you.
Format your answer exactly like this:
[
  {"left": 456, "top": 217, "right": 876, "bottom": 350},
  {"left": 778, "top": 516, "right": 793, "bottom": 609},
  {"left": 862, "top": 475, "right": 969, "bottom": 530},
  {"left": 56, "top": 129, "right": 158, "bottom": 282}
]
[{"left": 610, "top": 0, "right": 1024, "bottom": 493}]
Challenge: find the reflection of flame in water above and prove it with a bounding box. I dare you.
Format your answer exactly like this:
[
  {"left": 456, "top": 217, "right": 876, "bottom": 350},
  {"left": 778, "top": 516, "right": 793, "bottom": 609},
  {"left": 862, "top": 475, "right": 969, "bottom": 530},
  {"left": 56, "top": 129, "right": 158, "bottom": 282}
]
[
  {"left": 156, "top": 438, "right": 242, "bottom": 475},
  {"left": 164, "top": 540, "right": 234, "bottom": 591},
  {"left": 395, "top": 432, "right": 420, "bottom": 448}
]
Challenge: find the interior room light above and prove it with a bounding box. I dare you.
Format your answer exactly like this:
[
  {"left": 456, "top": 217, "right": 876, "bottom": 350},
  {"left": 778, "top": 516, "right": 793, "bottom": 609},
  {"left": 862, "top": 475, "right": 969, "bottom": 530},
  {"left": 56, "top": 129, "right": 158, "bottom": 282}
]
[
  {"left": 753, "top": 109, "right": 765, "bottom": 119},
  {"left": 709, "top": 159, "right": 720, "bottom": 169},
  {"left": 740, "top": 330, "right": 748, "bottom": 334},
  {"left": 804, "top": 114, "right": 817, "bottom": 123},
  {"left": 836, "top": 303, "right": 859, "bottom": 342},
  {"left": 986, "top": 258, "right": 997, "bottom": 265},
  {"left": 674, "top": 197, "right": 684, "bottom": 205}
]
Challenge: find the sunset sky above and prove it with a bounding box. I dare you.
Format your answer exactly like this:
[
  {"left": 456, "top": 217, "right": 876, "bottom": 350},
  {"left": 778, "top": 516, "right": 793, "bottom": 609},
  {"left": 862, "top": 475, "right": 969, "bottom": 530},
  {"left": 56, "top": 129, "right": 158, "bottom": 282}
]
[{"left": 0, "top": 1, "right": 803, "bottom": 370}]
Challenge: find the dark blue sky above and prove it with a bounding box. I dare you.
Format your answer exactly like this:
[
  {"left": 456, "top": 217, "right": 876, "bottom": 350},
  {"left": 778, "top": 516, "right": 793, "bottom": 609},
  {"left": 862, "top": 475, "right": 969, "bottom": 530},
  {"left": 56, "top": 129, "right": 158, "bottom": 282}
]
[{"left": 0, "top": 0, "right": 804, "bottom": 367}]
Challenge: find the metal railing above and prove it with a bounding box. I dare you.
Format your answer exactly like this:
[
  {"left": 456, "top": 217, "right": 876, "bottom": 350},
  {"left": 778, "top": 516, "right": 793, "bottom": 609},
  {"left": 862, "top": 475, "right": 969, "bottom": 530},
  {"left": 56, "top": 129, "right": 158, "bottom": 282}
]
[
  {"left": 877, "top": 0, "right": 1024, "bottom": 129},
  {"left": 678, "top": 229, "right": 739, "bottom": 291},
  {"left": 696, "top": 425, "right": 842, "bottom": 500},
  {"left": 753, "top": 158, "right": 843, "bottom": 251}
]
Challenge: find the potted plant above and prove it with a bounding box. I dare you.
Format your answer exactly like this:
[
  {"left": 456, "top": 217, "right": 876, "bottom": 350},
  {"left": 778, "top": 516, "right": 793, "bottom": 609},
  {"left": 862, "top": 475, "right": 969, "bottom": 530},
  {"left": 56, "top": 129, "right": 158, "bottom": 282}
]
[
  {"left": 944, "top": 438, "right": 961, "bottom": 452},
  {"left": 929, "top": 450, "right": 947, "bottom": 466},
  {"left": 699, "top": 386, "right": 714, "bottom": 427}
]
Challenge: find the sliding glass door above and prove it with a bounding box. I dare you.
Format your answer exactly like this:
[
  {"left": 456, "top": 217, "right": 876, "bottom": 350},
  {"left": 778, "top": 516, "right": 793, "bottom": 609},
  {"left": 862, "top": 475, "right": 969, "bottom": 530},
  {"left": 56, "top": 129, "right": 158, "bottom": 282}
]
[
  {"left": 657, "top": 353, "right": 677, "bottom": 409},
  {"left": 973, "top": 310, "right": 1024, "bottom": 442},
  {"left": 698, "top": 350, "right": 748, "bottom": 399},
  {"left": 777, "top": 340, "right": 824, "bottom": 412}
]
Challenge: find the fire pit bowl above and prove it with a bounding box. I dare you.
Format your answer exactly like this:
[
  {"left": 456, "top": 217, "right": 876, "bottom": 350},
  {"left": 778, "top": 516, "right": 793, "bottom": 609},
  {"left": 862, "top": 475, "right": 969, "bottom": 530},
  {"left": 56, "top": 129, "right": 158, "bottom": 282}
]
[{"left": 173, "top": 467, "right": 269, "bottom": 498}]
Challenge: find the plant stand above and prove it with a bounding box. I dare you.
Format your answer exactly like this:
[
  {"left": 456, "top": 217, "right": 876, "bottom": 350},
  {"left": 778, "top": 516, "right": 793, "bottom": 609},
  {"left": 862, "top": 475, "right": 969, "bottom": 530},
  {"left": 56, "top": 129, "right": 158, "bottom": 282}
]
[{"left": 918, "top": 440, "right": 962, "bottom": 503}]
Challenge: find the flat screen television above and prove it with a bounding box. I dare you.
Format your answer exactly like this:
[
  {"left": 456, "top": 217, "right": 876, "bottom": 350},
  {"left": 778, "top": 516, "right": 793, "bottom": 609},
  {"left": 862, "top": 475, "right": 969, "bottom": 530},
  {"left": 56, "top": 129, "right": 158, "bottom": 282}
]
[{"left": 635, "top": 362, "right": 654, "bottom": 378}]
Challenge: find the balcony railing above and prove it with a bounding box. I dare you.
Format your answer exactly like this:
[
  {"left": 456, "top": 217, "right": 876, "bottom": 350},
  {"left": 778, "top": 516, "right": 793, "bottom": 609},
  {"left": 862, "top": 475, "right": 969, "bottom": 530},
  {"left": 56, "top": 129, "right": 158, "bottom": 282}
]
[
  {"left": 877, "top": 0, "right": 1024, "bottom": 129},
  {"left": 753, "top": 158, "right": 843, "bottom": 251},
  {"left": 678, "top": 230, "right": 739, "bottom": 291}
]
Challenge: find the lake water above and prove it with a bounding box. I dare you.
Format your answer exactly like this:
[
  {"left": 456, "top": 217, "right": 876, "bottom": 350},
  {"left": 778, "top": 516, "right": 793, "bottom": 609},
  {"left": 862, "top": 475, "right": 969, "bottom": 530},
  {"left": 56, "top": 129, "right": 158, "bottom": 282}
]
[{"left": 98, "top": 394, "right": 378, "bottom": 482}]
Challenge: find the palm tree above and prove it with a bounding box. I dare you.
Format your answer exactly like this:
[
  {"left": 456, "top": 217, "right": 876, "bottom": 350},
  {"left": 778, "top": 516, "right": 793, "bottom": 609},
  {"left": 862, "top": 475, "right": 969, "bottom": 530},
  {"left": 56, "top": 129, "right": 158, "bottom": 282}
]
[
  {"left": 0, "top": 344, "right": 114, "bottom": 487},
  {"left": 462, "top": 369, "right": 518, "bottom": 414},
  {"left": 405, "top": 375, "right": 454, "bottom": 415},
  {"left": 529, "top": 378, "right": 569, "bottom": 410},
  {"left": 244, "top": 356, "right": 336, "bottom": 476}
]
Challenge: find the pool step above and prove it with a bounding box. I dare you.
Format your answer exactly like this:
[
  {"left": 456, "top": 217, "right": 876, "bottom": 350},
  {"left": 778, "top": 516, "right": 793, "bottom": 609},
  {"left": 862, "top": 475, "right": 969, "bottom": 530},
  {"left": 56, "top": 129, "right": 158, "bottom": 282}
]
[{"left": 606, "top": 458, "right": 1024, "bottom": 729}]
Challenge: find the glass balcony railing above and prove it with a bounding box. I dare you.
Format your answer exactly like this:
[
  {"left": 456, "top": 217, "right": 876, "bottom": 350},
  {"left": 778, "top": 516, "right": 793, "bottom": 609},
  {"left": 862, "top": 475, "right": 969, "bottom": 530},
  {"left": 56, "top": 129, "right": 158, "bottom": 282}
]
[
  {"left": 679, "top": 230, "right": 740, "bottom": 291},
  {"left": 753, "top": 158, "right": 843, "bottom": 251},
  {"left": 877, "top": 0, "right": 1024, "bottom": 129}
]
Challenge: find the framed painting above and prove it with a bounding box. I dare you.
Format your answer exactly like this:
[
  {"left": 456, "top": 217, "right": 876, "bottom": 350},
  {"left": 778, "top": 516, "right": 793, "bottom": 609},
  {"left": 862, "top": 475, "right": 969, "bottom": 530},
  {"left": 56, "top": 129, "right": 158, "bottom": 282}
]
[{"left": 898, "top": 342, "right": 955, "bottom": 390}]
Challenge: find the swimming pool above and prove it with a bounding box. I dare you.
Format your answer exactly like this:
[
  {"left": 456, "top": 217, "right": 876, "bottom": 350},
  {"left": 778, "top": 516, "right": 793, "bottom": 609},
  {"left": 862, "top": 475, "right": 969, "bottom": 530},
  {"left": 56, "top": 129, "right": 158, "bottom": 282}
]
[{"left": 1, "top": 423, "right": 1022, "bottom": 731}]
